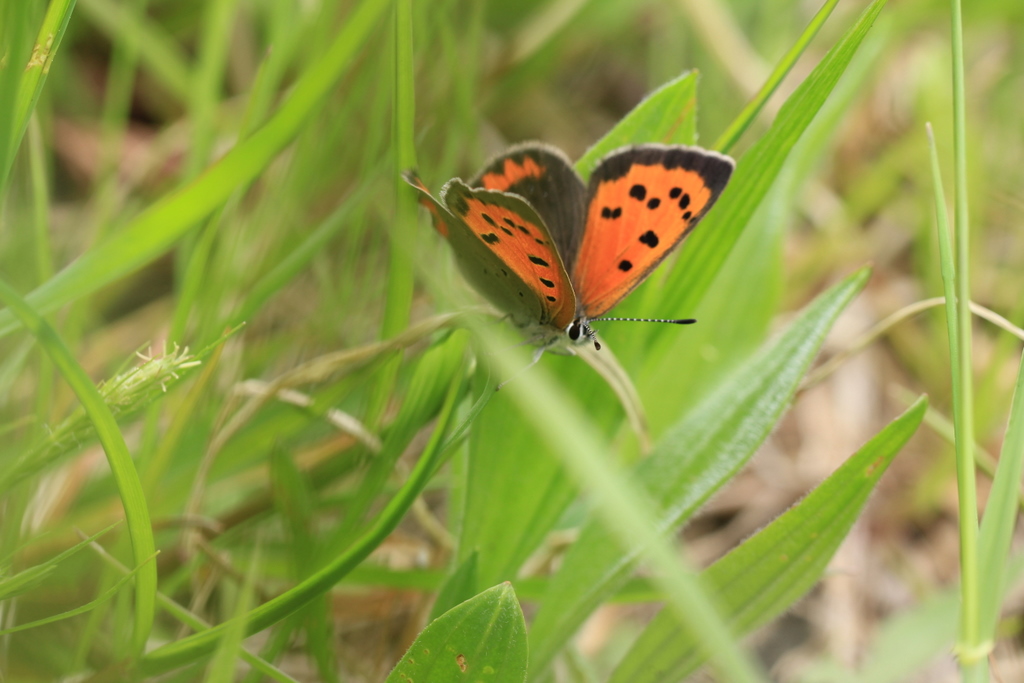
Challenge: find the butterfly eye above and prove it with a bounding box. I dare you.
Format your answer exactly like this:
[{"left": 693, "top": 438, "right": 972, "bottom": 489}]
[{"left": 567, "top": 320, "right": 582, "bottom": 341}]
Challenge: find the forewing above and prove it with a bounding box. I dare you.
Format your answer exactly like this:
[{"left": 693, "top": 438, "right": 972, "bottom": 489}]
[
  {"left": 442, "top": 179, "right": 576, "bottom": 330},
  {"left": 472, "top": 143, "right": 587, "bottom": 274},
  {"left": 571, "top": 145, "right": 734, "bottom": 318}
]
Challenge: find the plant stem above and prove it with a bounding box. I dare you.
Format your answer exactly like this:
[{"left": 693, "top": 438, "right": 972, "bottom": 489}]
[{"left": 947, "top": 0, "right": 985, "bottom": 675}]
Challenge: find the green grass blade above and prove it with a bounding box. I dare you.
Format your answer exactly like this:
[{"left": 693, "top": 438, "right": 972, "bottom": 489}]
[
  {"left": 139, "top": 331, "right": 469, "bottom": 676},
  {"left": 0, "top": 279, "right": 156, "bottom": 655},
  {"left": 526, "top": 267, "right": 870, "bottom": 674},
  {"left": 0, "top": 2, "right": 34, "bottom": 193},
  {"left": 1, "top": 0, "right": 77, "bottom": 191},
  {"left": 946, "top": 0, "right": 982, "bottom": 672},
  {"left": 610, "top": 396, "right": 927, "bottom": 683},
  {"left": 203, "top": 546, "right": 258, "bottom": 683},
  {"left": 386, "top": 583, "right": 528, "bottom": 683},
  {"left": 650, "top": 0, "right": 886, "bottom": 345},
  {"left": 0, "top": 523, "right": 117, "bottom": 601},
  {"left": 0, "top": 0, "right": 390, "bottom": 340},
  {"left": 977, "top": 350, "right": 1024, "bottom": 639},
  {"left": 337, "top": 331, "right": 471, "bottom": 543},
  {"left": 76, "top": 0, "right": 191, "bottom": 101},
  {"left": 713, "top": 0, "right": 841, "bottom": 154},
  {"left": 0, "top": 556, "right": 151, "bottom": 636},
  {"left": 574, "top": 70, "right": 698, "bottom": 180},
  {"left": 368, "top": 0, "right": 418, "bottom": 424},
  {"left": 185, "top": 0, "right": 237, "bottom": 180}
]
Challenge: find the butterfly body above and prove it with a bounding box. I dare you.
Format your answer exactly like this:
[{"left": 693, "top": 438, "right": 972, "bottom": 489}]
[{"left": 406, "top": 142, "right": 734, "bottom": 353}]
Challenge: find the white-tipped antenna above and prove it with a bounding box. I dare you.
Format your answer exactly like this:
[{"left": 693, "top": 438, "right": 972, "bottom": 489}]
[{"left": 587, "top": 317, "right": 697, "bottom": 325}]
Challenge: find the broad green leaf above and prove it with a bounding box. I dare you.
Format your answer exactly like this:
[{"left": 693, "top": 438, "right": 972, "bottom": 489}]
[
  {"left": 646, "top": 0, "right": 887, "bottom": 353},
  {"left": 386, "top": 583, "right": 527, "bottom": 683},
  {"left": 430, "top": 552, "right": 480, "bottom": 622},
  {"left": 527, "top": 267, "right": 871, "bottom": 673},
  {"left": 459, "top": 388, "right": 578, "bottom": 587},
  {"left": 575, "top": 71, "right": 698, "bottom": 180},
  {"left": 610, "top": 396, "right": 927, "bottom": 683}
]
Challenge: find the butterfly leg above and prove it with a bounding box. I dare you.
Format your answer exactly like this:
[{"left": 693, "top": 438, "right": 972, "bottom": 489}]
[{"left": 495, "top": 344, "right": 550, "bottom": 391}]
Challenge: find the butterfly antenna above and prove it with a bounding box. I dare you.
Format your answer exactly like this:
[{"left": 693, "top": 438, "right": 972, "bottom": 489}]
[
  {"left": 587, "top": 317, "right": 697, "bottom": 325},
  {"left": 495, "top": 346, "right": 548, "bottom": 391}
]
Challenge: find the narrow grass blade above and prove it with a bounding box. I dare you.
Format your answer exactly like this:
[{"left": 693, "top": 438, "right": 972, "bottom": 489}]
[
  {"left": 139, "top": 331, "right": 470, "bottom": 676},
  {"left": 1, "top": 0, "right": 77, "bottom": 190},
  {"left": 338, "top": 331, "right": 471, "bottom": 542},
  {"left": 368, "top": 0, "right": 418, "bottom": 424},
  {"left": 203, "top": 543, "right": 259, "bottom": 683},
  {"left": 651, "top": 0, "right": 886, "bottom": 344},
  {"left": 0, "top": 3, "right": 34, "bottom": 190},
  {"left": 526, "top": 267, "right": 871, "bottom": 673},
  {"left": 977, "top": 349, "right": 1024, "bottom": 638},
  {"left": 0, "top": 279, "right": 156, "bottom": 655},
  {"left": 386, "top": 583, "right": 527, "bottom": 683},
  {"left": 0, "top": 554, "right": 152, "bottom": 636},
  {"left": 77, "top": 0, "right": 191, "bottom": 101},
  {"left": 610, "top": 396, "right": 927, "bottom": 683},
  {"left": 575, "top": 71, "right": 698, "bottom": 180},
  {"left": 0, "top": 0, "right": 390, "bottom": 339},
  {"left": 946, "top": 0, "right": 982, "bottom": 672},
  {"left": 0, "top": 523, "right": 117, "bottom": 601},
  {"left": 713, "top": 0, "right": 842, "bottom": 154}
]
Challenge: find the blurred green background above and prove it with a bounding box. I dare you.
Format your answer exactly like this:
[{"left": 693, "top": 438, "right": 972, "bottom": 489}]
[{"left": 0, "top": 0, "right": 1022, "bottom": 680}]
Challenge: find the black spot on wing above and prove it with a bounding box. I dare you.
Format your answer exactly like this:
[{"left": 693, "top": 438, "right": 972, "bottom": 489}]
[
  {"left": 682, "top": 210, "right": 692, "bottom": 221},
  {"left": 678, "top": 193, "right": 691, "bottom": 209},
  {"left": 481, "top": 233, "right": 500, "bottom": 244},
  {"left": 669, "top": 187, "right": 681, "bottom": 199},
  {"left": 503, "top": 217, "right": 516, "bottom": 228},
  {"left": 539, "top": 278, "right": 555, "bottom": 288},
  {"left": 618, "top": 260, "right": 633, "bottom": 271},
  {"left": 639, "top": 230, "right": 659, "bottom": 248},
  {"left": 546, "top": 296, "right": 556, "bottom": 302},
  {"left": 647, "top": 198, "right": 660, "bottom": 210},
  {"left": 528, "top": 255, "right": 550, "bottom": 267},
  {"left": 629, "top": 184, "right": 646, "bottom": 201},
  {"left": 500, "top": 226, "right": 513, "bottom": 236},
  {"left": 482, "top": 213, "right": 497, "bottom": 226}
]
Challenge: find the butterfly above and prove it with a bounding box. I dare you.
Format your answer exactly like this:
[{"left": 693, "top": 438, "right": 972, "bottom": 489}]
[{"left": 405, "top": 143, "right": 734, "bottom": 355}]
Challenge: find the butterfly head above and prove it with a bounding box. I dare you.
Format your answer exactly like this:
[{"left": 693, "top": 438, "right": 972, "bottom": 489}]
[{"left": 566, "top": 318, "right": 602, "bottom": 351}]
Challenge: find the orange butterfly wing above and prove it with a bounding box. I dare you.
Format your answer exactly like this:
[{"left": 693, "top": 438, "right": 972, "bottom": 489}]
[
  {"left": 571, "top": 146, "right": 734, "bottom": 318},
  {"left": 442, "top": 180, "right": 576, "bottom": 330},
  {"left": 472, "top": 143, "right": 588, "bottom": 274}
]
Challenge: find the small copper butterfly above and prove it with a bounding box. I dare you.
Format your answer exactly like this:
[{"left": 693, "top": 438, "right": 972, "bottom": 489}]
[{"left": 405, "top": 143, "right": 734, "bottom": 354}]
